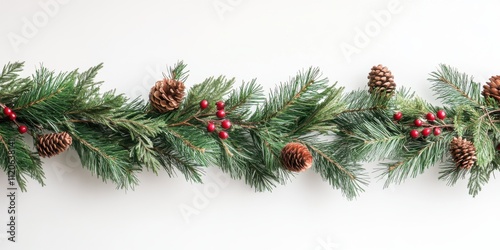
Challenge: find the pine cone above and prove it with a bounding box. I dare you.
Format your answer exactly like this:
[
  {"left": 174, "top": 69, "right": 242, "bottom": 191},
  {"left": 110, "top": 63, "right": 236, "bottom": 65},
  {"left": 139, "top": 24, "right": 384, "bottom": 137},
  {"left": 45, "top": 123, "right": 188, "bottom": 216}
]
[
  {"left": 482, "top": 75, "right": 500, "bottom": 103},
  {"left": 281, "top": 142, "right": 313, "bottom": 172},
  {"left": 36, "top": 132, "right": 73, "bottom": 158},
  {"left": 367, "top": 64, "right": 396, "bottom": 95},
  {"left": 149, "top": 78, "right": 185, "bottom": 113},
  {"left": 450, "top": 137, "right": 477, "bottom": 170}
]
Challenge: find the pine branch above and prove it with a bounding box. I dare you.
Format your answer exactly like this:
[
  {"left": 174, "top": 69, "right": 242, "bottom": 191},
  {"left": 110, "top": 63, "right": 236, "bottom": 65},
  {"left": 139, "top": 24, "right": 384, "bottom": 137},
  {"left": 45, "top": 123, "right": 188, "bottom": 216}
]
[
  {"left": 67, "top": 63, "right": 120, "bottom": 116},
  {"left": 69, "top": 124, "right": 138, "bottom": 188},
  {"left": 14, "top": 67, "right": 78, "bottom": 130},
  {"left": 453, "top": 105, "right": 479, "bottom": 136},
  {"left": 0, "top": 62, "right": 31, "bottom": 104},
  {"left": 347, "top": 116, "right": 406, "bottom": 162},
  {"left": 158, "top": 125, "right": 216, "bottom": 180},
  {"left": 167, "top": 61, "right": 189, "bottom": 83},
  {"left": 153, "top": 141, "right": 204, "bottom": 183},
  {"left": 238, "top": 130, "right": 284, "bottom": 190},
  {"left": 467, "top": 164, "right": 492, "bottom": 197},
  {"left": 394, "top": 95, "right": 436, "bottom": 119},
  {"left": 0, "top": 123, "right": 44, "bottom": 191},
  {"left": 204, "top": 127, "right": 285, "bottom": 191},
  {"left": 331, "top": 89, "right": 407, "bottom": 163},
  {"left": 225, "top": 79, "right": 265, "bottom": 121},
  {"left": 243, "top": 161, "right": 279, "bottom": 191},
  {"left": 301, "top": 137, "right": 367, "bottom": 199},
  {"left": 252, "top": 67, "right": 325, "bottom": 129},
  {"left": 179, "top": 75, "right": 235, "bottom": 117},
  {"left": 163, "top": 126, "right": 211, "bottom": 153},
  {"left": 130, "top": 138, "right": 163, "bottom": 172},
  {"left": 382, "top": 133, "right": 455, "bottom": 187},
  {"left": 473, "top": 113, "right": 496, "bottom": 168},
  {"left": 440, "top": 156, "right": 499, "bottom": 196},
  {"left": 438, "top": 163, "right": 468, "bottom": 186},
  {"left": 0, "top": 61, "right": 24, "bottom": 85},
  {"left": 288, "top": 83, "right": 344, "bottom": 136},
  {"left": 429, "top": 64, "right": 484, "bottom": 107},
  {"left": 335, "top": 89, "right": 389, "bottom": 118},
  {"left": 213, "top": 134, "right": 248, "bottom": 179},
  {"left": 242, "top": 144, "right": 281, "bottom": 191}
]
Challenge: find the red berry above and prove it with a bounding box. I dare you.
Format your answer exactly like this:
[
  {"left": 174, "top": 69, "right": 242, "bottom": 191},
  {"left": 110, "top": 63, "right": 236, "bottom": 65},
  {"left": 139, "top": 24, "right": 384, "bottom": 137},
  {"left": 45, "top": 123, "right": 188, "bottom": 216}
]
[
  {"left": 437, "top": 110, "right": 446, "bottom": 120},
  {"left": 496, "top": 144, "right": 500, "bottom": 151},
  {"left": 410, "top": 129, "right": 419, "bottom": 139},
  {"left": 422, "top": 128, "right": 431, "bottom": 137},
  {"left": 393, "top": 112, "right": 403, "bottom": 121},
  {"left": 414, "top": 119, "right": 423, "bottom": 127},
  {"left": 207, "top": 122, "right": 216, "bottom": 132},
  {"left": 216, "top": 101, "right": 225, "bottom": 110},
  {"left": 216, "top": 110, "right": 226, "bottom": 119},
  {"left": 218, "top": 131, "right": 229, "bottom": 140},
  {"left": 221, "top": 120, "right": 232, "bottom": 130},
  {"left": 426, "top": 113, "right": 436, "bottom": 122},
  {"left": 433, "top": 127, "right": 442, "bottom": 136},
  {"left": 3, "top": 107, "right": 12, "bottom": 116},
  {"left": 8, "top": 113, "right": 16, "bottom": 121},
  {"left": 18, "top": 125, "right": 27, "bottom": 134},
  {"left": 200, "top": 100, "right": 209, "bottom": 110}
]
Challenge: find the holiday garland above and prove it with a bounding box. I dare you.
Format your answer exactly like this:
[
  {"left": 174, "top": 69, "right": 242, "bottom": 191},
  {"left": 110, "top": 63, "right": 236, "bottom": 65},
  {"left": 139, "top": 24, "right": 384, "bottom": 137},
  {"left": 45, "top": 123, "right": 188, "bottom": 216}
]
[{"left": 1, "top": 61, "right": 499, "bottom": 199}]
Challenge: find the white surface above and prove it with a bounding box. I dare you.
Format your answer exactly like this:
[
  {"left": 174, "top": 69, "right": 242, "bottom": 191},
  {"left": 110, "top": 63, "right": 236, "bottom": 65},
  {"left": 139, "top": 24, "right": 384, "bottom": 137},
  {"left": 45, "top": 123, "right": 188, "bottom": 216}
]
[{"left": 1, "top": 0, "right": 500, "bottom": 249}]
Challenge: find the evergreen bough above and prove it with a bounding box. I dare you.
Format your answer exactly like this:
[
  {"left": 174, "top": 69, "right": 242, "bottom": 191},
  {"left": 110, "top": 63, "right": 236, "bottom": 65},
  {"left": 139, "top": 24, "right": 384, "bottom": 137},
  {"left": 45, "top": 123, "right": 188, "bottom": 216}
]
[{"left": 1, "top": 62, "right": 498, "bottom": 199}]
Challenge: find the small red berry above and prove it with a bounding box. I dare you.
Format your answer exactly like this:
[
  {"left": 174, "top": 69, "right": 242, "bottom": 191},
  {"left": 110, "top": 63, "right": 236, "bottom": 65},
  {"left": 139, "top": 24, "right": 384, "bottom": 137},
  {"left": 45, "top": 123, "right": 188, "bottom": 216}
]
[
  {"left": 496, "top": 144, "right": 500, "bottom": 151},
  {"left": 221, "top": 120, "right": 232, "bottom": 130},
  {"left": 437, "top": 110, "right": 446, "bottom": 120},
  {"left": 8, "top": 113, "right": 16, "bottom": 121},
  {"left": 216, "top": 101, "right": 225, "bottom": 110},
  {"left": 426, "top": 113, "right": 436, "bottom": 122},
  {"left": 414, "top": 119, "right": 423, "bottom": 127},
  {"left": 3, "top": 107, "right": 12, "bottom": 116},
  {"left": 200, "top": 100, "right": 209, "bottom": 110},
  {"left": 207, "top": 122, "right": 216, "bottom": 132},
  {"left": 393, "top": 112, "right": 403, "bottom": 121},
  {"left": 18, "top": 125, "right": 28, "bottom": 134},
  {"left": 433, "top": 127, "right": 442, "bottom": 136},
  {"left": 216, "top": 110, "right": 226, "bottom": 119},
  {"left": 410, "top": 129, "right": 419, "bottom": 139},
  {"left": 422, "top": 128, "right": 431, "bottom": 137},
  {"left": 218, "top": 131, "right": 229, "bottom": 140}
]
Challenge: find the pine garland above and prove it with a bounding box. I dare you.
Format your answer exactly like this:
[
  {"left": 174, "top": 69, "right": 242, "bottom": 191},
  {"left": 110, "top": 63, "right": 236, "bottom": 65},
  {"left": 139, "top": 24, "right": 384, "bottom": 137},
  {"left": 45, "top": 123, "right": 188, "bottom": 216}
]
[{"left": 1, "top": 61, "right": 499, "bottom": 199}]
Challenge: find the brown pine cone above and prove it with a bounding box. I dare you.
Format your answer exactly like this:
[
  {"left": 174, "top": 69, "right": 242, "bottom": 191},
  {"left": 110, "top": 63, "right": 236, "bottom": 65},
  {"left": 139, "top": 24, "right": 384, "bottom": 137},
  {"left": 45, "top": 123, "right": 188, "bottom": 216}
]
[
  {"left": 482, "top": 75, "right": 500, "bottom": 103},
  {"left": 281, "top": 142, "right": 313, "bottom": 172},
  {"left": 367, "top": 64, "right": 396, "bottom": 95},
  {"left": 36, "top": 132, "right": 73, "bottom": 158},
  {"left": 149, "top": 78, "right": 185, "bottom": 113},
  {"left": 450, "top": 137, "right": 477, "bottom": 170}
]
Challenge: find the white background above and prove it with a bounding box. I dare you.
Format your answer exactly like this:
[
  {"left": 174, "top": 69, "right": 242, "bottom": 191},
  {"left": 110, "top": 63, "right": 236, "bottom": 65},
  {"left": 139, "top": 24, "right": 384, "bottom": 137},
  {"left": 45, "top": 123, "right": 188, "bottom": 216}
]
[{"left": 1, "top": 0, "right": 500, "bottom": 249}]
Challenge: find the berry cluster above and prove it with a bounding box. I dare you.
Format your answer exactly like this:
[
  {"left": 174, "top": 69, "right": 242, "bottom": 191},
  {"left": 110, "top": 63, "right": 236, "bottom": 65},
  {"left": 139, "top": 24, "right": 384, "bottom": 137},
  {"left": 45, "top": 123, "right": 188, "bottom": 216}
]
[
  {"left": 2, "top": 105, "right": 28, "bottom": 134},
  {"left": 200, "top": 100, "right": 231, "bottom": 140},
  {"left": 393, "top": 110, "right": 447, "bottom": 139}
]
